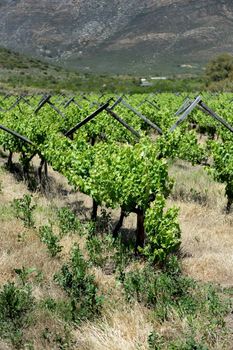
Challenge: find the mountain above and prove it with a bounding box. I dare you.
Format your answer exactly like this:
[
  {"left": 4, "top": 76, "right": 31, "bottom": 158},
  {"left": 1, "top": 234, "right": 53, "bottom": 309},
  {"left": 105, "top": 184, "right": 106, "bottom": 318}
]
[{"left": 1, "top": 0, "right": 233, "bottom": 75}]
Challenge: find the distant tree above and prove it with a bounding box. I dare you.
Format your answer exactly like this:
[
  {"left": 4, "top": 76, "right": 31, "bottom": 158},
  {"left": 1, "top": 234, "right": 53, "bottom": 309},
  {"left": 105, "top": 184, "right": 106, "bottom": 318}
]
[{"left": 205, "top": 53, "right": 233, "bottom": 83}]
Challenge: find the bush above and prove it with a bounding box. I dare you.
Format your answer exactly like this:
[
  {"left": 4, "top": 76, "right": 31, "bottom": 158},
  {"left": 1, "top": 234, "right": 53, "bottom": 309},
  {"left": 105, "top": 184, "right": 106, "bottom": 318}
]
[
  {"left": 205, "top": 53, "right": 233, "bottom": 83},
  {"left": 57, "top": 207, "right": 82, "bottom": 236},
  {"left": 54, "top": 244, "right": 103, "bottom": 322},
  {"left": 39, "top": 225, "right": 62, "bottom": 257},
  {"left": 12, "top": 194, "right": 36, "bottom": 228},
  {"left": 86, "top": 233, "right": 115, "bottom": 268},
  {"left": 0, "top": 282, "right": 34, "bottom": 345},
  {"left": 122, "top": 262, "right": 198, "bottom": 320}
]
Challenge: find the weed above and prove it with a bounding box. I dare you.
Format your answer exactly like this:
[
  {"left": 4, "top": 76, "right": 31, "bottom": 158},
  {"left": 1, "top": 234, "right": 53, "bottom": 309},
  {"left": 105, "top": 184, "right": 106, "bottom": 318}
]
[
  {"left": 12, "top": 194, "right": 36, "bottom": 228},
  {"left": 114, "top": 239, "right": 132, "bottom": 282},
  {"left": 14, "top": 266, "right": 37, "bottom": 286},
  {"left": 42, "top": 326, "right": 73, "bottom": 350},
  {"left": 86, "top": 231, "right": 132, "bottom": 275},
  {"left": 39, "top": 224, "right": 62, "bottom": 257},
  {"left": 86, "top": 234, "right": 114, "bottom": 268},
  {"left": 40, "top": 298, "right": 74, "bottom": 323},
  {"left": 122, "top": 259, "right": 230, "bottom": 347},
  {"left": 0, "top": 282, "right": 34, "bottom": 347},
  {"left": 17, "top": 231, "right": 27, "bottom": 242},
  {"left": 54, "top": 244, "right": 103, "bottom": 322},
  {"left": 148, "top": 331, "right": 209, "bottom": 350},
  {"left": 57, "top": 207, "right": 82, "bottom": 237}
]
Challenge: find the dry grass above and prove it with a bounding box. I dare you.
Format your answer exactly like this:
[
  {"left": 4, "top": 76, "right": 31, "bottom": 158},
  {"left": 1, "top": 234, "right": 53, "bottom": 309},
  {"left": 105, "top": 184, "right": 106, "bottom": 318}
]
[
  {"left": 169, "top": 160, "right": 226, "bottom": 209},
  {"left": 73, "top": 304, "right": 152, "bottom": 350},
  {"left": 178, "top": 201, "right": 233, "bottom": 286},
  {"left": 0, "top": 156, "right": 233, "bottom": 349},
  {"left": 168, "top": 160, "right": 233, "bottom": 286}
]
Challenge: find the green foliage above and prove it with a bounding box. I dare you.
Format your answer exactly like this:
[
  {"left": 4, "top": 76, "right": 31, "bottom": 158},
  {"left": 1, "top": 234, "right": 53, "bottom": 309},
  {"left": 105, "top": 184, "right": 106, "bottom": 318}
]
[
  {"left": 208, "top": 140, "right": 233, "bottom": 212},
  {"left": 54, "top": 244, "right": 103, "bottom": 322},
  {"left": 144, "top": 194, "right": 181, "bottom": 264},
  {"left": 14, "top": 267, "right": 37, "bottom": 286},
  {"left": 122, "top": 259, "right": 230, "bottom": 347},
  {"left": 122, "top": 260, "right": 229, "bottom": 321},
  {"left": 41, "top": 326, "right": 73, "bottom": 350},
  {"left": 86, "top": 234, "right": 113, "bottom": 268},
  {"left": 86, "top": 138, "right": 173, "bottom": 212},
  {"left": 0, "top": 282, "right": 34, "bottom": 346},
  {"left": 155, "top": 130, "right": 206, "bottom": 165},
  {"left": 40, "top": 298, "right": 75, "bottom": 323},
  {"left": 113, "top": 240, "right": 132, "bottom": 282},
  {"left": 122, "top": 264, "right": 195, "bottom": 320},
  {"left": 205, "top": 53, "right": 233, "bottom": 83},
  {"left": 39, "top": 225, "right": 62, "bottom": 257},
  {"left": 95, "top": 208, "right": 112, "bottom": 234},
  {"left": 148, "top": 331, "right": 209, "bottom": 350},
  {"left": 12, "top": 194, "right": 36, "bottom": 228},
  {"left": 57, "top": 207, "right": 82, "bottom": 236}
]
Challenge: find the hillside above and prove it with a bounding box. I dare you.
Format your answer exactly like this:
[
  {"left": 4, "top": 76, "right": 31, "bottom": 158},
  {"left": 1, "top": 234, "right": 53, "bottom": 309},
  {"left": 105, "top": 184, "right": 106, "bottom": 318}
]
[
  {"left": 0, "top": 47, "right": 205, "bottom": 93},
  {"left": 0, "top": 47, "right": 82, "bottom": 93},
  {"left": 0, "top": 47, "right": 145, "bottom": 93},
  {"left": 1, "top": 0, "right": 233, "bottom": 74}
]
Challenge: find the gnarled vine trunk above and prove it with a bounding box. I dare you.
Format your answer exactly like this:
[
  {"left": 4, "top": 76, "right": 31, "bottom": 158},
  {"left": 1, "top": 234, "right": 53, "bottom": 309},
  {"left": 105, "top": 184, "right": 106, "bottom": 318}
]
[
  {"left": 7, "top": 151, "right": 13, "bottom": 169},
  {"left": 113, "top": 208, "right": 125, "bottom": 238},
  {"left": 135, "top": 208, "right": 145, "bottom": 252},
  {"left": 91, "top": 199, "right": 98, "bottom": 221}
]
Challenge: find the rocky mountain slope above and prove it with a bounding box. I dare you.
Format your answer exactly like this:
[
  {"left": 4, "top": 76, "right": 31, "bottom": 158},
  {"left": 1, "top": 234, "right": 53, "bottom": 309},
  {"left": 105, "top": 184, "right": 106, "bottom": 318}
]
[{"left": 1, "top": 0, "right": 233, "bottom": 74}]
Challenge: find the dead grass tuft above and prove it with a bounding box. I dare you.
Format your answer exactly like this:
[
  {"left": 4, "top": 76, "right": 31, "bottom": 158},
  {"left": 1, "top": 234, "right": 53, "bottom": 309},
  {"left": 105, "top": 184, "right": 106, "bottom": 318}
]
[{"left": 73, "top": 303, "right": 152, "bottom": 350}]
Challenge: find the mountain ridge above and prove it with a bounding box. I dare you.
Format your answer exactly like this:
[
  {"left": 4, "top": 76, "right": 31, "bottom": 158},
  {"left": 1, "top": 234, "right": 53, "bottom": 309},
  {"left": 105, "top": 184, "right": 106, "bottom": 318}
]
[{"left": 1, "top": 0, "right": 233, "bottom": 74}]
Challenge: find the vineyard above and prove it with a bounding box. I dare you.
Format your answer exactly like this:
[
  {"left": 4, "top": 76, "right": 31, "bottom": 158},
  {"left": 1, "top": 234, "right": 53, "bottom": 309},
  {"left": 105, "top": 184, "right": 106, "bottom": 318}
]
[{"left": 0, "top": 91, "right": 233, "bottom": 349}]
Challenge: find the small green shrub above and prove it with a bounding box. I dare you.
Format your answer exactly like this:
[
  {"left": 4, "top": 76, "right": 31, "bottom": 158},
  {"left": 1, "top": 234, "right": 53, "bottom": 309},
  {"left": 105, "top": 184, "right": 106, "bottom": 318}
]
[
  {"left": 57, "top": 207, "right": 82, "bottom": 236},
  {"left": 14, "top": 267, "right": 37, "bottom": 286},
  {"left": 54, "top": 244, "right": 103, "bottom": 322},
  {"left": 86, "top": 231, "right": 132, "bottom": 275},
  {"left": 12, "top": 194, "right": 36, "bottom": 228},
  {"left": 39, "top": 225, "right": 62, "bottom": 257},
  {"left": 113, "top": 239, "right": 132, "bottom": 282},
  {"left": 40, "top": 298, "right": 74, "bottom": 323},
  {"left": 86, "top": 234, "right": 114, "bottom": 268},
  {"left": 0, "top": 282, "right": 34, "bottom": 346},
  {"left": 122, "top": 263, "right": 195, "bottom": 318},
  {"left": 42, "top": 325, "right": 73, "bottom": 350}
]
